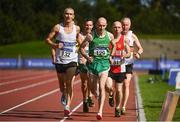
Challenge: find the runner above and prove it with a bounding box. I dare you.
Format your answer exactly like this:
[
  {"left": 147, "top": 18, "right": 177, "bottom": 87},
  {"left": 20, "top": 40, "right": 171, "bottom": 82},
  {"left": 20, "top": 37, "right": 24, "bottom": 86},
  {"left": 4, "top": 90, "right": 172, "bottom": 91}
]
[
  {"left": 45, "top": 7, "right": 81, "bottom": 117},
  {"left": 121, "top": 17, "right": 143, "bottom": 114},
  {"left": 78, "top": 19, "right": 95, "bottom": 112},
  {"left": 107, "top": 21, "right": 130, "bottom": 117},
  {"left": 80, "top": 17, "right": 114, "bottom": 120}
]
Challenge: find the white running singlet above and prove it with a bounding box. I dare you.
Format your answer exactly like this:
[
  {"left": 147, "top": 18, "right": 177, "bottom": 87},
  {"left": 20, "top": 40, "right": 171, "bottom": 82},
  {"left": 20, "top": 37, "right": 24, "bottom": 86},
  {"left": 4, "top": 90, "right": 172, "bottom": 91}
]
[
  {"left": 55, "top": 23, "right": 78, "bottom": 64},
  {"left": 125, "top": 30, "right": 135, "bottom": 65}
]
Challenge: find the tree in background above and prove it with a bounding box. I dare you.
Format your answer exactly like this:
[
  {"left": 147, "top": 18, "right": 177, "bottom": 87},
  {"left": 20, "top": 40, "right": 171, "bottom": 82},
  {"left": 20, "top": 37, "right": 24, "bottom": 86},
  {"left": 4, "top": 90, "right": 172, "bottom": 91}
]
[{"left": 0, "top": 0, "right": 179, "bottom": 45}]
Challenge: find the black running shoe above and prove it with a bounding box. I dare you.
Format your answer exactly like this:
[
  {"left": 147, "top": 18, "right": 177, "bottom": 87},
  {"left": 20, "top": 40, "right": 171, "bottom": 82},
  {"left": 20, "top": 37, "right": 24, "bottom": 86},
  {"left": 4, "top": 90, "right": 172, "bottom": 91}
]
[
  {"left": 115, "top": 108, "right": 121, "bottom": 117},
  {"left": 83, "top": 101, "right": 89, "bottom": 112},
  {"left": 109, "top": 94, "right": 114, "bottom": 107},
  {"left": 87, "top": 97, "right": 95, "bottom": 107}
]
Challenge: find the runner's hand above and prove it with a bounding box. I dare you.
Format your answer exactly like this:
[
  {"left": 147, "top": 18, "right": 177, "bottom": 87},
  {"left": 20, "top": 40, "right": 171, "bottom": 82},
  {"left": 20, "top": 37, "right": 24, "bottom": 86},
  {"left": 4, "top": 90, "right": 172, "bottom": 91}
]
[
  {"left": 109, "top": 56, "right": 113, "bottom": 64},
  {"left": 134, "top": 52, "right": 140, "bottom": 59},
  {"left": 87, "top": 56, "right": 93, "bottom": 63},
  {"left": 58, "top": 43, "right": 64, "bottom": 49}
]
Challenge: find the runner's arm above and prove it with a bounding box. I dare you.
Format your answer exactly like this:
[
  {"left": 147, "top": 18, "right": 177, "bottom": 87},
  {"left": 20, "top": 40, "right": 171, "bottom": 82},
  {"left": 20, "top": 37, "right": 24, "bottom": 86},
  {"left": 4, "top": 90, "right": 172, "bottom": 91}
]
[
  {"left": 45, "top": 24, "right": 63, "bottom": 49},
  {"left": 132, "top": 33, "right": 143, "bottom": 58},
  {"left": 80, "top": 34, "right": 93, "bottom": 62},
  {"left": 51, "top": 48, "right": 56, "bottom": 64},
  {"left": 76, "top": 25, "right": 82, "bottom": 44},
  {"left": 123, "top": 39, "right": 131, "bottom": 58},
  {"left": 108, "top": 32, "right": 114, "bottom": 63}
]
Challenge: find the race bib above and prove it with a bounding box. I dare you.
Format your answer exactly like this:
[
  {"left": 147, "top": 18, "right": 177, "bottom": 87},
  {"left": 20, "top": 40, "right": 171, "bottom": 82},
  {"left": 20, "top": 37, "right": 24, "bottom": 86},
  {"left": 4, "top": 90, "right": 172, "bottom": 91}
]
[
  {"left": 59, "top": 48, "right": 73, "bottom": 58},
  {"left": 112, "top": 57, "right": 123, "bottom": 65},
  {"left": 94, "top": 47, "right": 107, "bottom": 56}
]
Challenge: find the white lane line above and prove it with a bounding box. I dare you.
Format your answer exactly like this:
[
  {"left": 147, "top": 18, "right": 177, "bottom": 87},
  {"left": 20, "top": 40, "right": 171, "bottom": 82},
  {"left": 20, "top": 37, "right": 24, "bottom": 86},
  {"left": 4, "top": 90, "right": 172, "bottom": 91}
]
[
  {"left": 134, "top": 72, "right": 146, "bottom": 121},
  {"left": 0, "top": 78, "right": 57, "bottom": 95},
  {"left": 0, "top": 70, "right": 50, "bottom": 80},
  {"left": 0, "top": 74, "right": 55, "bottom": 86},
  {"left": 60, "top": 102, "right": 83, "bottom": 122},
  {"left": 0, "top": 79, "right": 81, "bottom": 115},
  {"left": 0, "top": 89, "right": 59, "bottom": 115}
]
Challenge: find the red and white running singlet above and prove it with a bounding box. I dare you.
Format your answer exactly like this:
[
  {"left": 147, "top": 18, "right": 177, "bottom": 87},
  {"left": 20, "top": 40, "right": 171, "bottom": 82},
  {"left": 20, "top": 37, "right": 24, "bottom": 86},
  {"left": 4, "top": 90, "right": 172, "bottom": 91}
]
[{"left": 110, "top": 35, "right": 126, "bottom": 73}]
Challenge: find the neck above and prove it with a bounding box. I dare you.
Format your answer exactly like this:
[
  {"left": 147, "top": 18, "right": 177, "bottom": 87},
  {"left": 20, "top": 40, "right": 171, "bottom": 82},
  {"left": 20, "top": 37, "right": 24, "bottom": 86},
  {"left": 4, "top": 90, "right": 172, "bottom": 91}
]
[
  {"left": 96, "top": 30, "right": 105, "bottom": 37},
  {"left": 83, "top": 31, "right": 90, "bottom": 35},
  {"left": 64, "top": 21, "right": 73, "bottom": 27},
  {"left": 122, "top": 30, "right": 129, "bottom": 35},
  {"left": 114, "top": 33, "right": 121, "bottom": 39}
]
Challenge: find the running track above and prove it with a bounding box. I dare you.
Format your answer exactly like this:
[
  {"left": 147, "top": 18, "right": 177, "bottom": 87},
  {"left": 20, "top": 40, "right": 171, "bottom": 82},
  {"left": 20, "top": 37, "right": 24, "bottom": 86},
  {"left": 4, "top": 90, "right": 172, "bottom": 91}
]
[{"left": 0, "top": 69, "right": 137, "bottom": 121}]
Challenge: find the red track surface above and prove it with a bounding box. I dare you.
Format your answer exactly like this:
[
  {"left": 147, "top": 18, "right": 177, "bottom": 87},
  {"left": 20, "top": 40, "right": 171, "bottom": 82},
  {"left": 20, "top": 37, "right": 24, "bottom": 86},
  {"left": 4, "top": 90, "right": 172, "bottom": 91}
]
[{"left": 0, "top": 69, "right": 137, "bottom": 121}]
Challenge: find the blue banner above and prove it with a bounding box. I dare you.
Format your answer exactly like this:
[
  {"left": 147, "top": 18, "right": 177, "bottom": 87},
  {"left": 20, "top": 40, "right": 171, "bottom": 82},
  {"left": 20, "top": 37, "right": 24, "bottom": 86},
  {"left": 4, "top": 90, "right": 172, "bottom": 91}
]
[
  {"left": 0, "top": 58, "right": 18, "bottom": 68},
  {"left": 24, "top": 58, "right": 54, "bottom": 68},
  {"left": 134, "top": 60, "right": 180, "bottom": 70},
  {"left": 168, "top": 68, "right": 180, "bottom": 86},
  {"left": 134, "top": 60, "right": 156, "bottom": 70},
  {"left": 0, "top": 58, "right": 180, "bottom": 70},
  {"left": 159, "top": 60, "right": 180, "bottom": 70}
]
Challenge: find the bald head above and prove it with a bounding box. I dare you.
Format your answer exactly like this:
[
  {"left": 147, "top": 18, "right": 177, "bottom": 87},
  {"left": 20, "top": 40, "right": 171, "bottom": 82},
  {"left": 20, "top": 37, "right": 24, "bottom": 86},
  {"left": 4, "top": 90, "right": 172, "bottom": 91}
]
[
  {"left": 113, "top": 21, "right": 121, "bottom": 27},
  {"left": 95, "top": 17, "right": 107, "bottom": 34},
  {"left": 121, "top": 17, "right": 131, "bottom": 26},
  {"left": 121, "top": 17, "right": 131, "bottom": 34},
  {"left": 112, "top": 21, "right": 122, "bottom": 36},
  {"left": 97, "top": 17, "right": 107, "bottom": 25}
]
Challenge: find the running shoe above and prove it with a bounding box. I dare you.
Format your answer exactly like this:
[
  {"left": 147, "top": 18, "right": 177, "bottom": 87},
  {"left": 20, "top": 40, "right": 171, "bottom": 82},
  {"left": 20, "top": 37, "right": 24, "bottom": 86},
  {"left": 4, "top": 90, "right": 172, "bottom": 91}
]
[
  {"left": 121, "top": 106, "right": 126, "bottom": 115},
  {"left": 87, "top": 97, "right": 95, "bottom": 107},
  {"left": 96, "top": 113, "right": 102, "bottom": 120},
  {"left": 115, "top": 108, "right": 121, "bottom": 117},
  {"left": 64, "top": 105, "right": 70, "bottom": 117},
  {"left": 61, "top": 94, "right": 66, "bottom": 106},
  {"left": 109, "top": 93, "right": 114, "bottom": 107},
  {"left": 83, "top": 101, "right": 89, "bottom": 112}
]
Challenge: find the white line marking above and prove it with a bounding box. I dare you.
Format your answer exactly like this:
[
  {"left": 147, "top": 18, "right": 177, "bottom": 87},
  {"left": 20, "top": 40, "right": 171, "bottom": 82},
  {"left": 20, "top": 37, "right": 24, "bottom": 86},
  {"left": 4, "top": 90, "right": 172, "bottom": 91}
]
[
  {"left": 134, "top": 72, "right": 146, "bottom": 121},
  {"left": 60, "top": 102, "right": 83, "bottom": 122},
  {"left": 0, "top": 89, "right": 59, "bottom": 115},
  {"left": 0, "top": 78, "right": 56, "bottom": 95},
  {"left": 0, "top": 74, "right": 55, "bottom": 86},
  {"left": 0, "top": 79, "right": 81, "bottom": 115},
  {"left": 0, "top": 70, "right": 50, "bottom": 80}
]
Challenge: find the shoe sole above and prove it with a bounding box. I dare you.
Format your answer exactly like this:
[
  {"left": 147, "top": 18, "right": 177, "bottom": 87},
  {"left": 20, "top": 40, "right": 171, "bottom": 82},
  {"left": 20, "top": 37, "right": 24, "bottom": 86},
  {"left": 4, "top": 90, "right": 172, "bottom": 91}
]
[
  {"left": 96, "top": 114, "right": 102, "bottom": 120},
  {"left": 83, "top": 108, "right": 89, "bottom": 113},
  {"left": 115, "top": 115, "right": 121, "bottom": 117},
  {"left": 64, "top": 109, "right": 70, "bottom": 117},
  {"left": 121, "top": 112, "right": 126, "bottom": 115}
]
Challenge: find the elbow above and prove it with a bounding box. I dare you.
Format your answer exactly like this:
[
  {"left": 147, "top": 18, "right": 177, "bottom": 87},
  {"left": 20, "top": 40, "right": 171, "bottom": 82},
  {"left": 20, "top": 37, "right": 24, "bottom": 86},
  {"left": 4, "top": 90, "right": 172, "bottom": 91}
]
[
  {"left": 45, "top": 38, "right": 52, "bottom": 46},
  {"left": 140, "top": 48, "right": 144, "bottom": 53},
  {"left": 127, "top": 52, "right": 131, "bottom": 58},
  {"left": 45, "top": 38, "right": 49, "bottom": 44}
]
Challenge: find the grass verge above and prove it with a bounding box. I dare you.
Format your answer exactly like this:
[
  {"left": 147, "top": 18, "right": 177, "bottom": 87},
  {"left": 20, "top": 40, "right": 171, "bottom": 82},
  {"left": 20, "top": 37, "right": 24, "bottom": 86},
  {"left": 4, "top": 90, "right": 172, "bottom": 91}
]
[
  {"left": 138, "top": 74, "right": 180, "bottom": 121},
  {"left": 139, "top": 34, "right": 180, "bottom": 40},
  {"left": 0, "top": 41, "right": 51, "bottom": 58}
]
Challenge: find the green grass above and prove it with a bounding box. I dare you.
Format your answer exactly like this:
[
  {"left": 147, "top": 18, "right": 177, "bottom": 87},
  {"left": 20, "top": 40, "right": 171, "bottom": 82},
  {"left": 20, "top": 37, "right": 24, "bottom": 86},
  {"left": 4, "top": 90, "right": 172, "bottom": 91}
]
[
  {"left": 138, "top": 74, "right": 180, "bottom": 121},
  {"left": 139, "top": 34, "right": 180, "bottom": 40},
  {"left": 0, "top": 35, "right": 179, "bottom": 58},
  {"left": 0, "top": 40, "right": 51, "bottom": 58}
]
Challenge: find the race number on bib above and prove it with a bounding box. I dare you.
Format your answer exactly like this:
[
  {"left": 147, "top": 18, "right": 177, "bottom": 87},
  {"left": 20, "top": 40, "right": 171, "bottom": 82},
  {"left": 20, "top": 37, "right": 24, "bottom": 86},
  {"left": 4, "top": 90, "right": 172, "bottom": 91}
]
[
  {"left": 94, "top": 48, "right": 107, "bottom": 56},
  {"left": 113, "top": 57, "right": 123, "bottom": 65},
  {"left": 59, "top": 48, "right": 73, "bottom": 58}
]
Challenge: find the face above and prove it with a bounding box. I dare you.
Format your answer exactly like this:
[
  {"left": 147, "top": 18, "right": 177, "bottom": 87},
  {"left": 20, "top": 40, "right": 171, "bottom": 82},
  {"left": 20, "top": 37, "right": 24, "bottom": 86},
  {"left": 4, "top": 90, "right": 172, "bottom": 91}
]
[
  {"left": 96, "top": 19, "right": 107, "bottom": 32},
  {"left": 64, "top": 8, "right": 74, "bottom": 23},
  {"left": 113, "top": 21, "right": 122, "bottom": 35},
  {"left": 84, "top": 21, "right": 93, "bottom": 33},
  {"left": 122, "top": 18, "right": 131, "bottom": 34}
]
